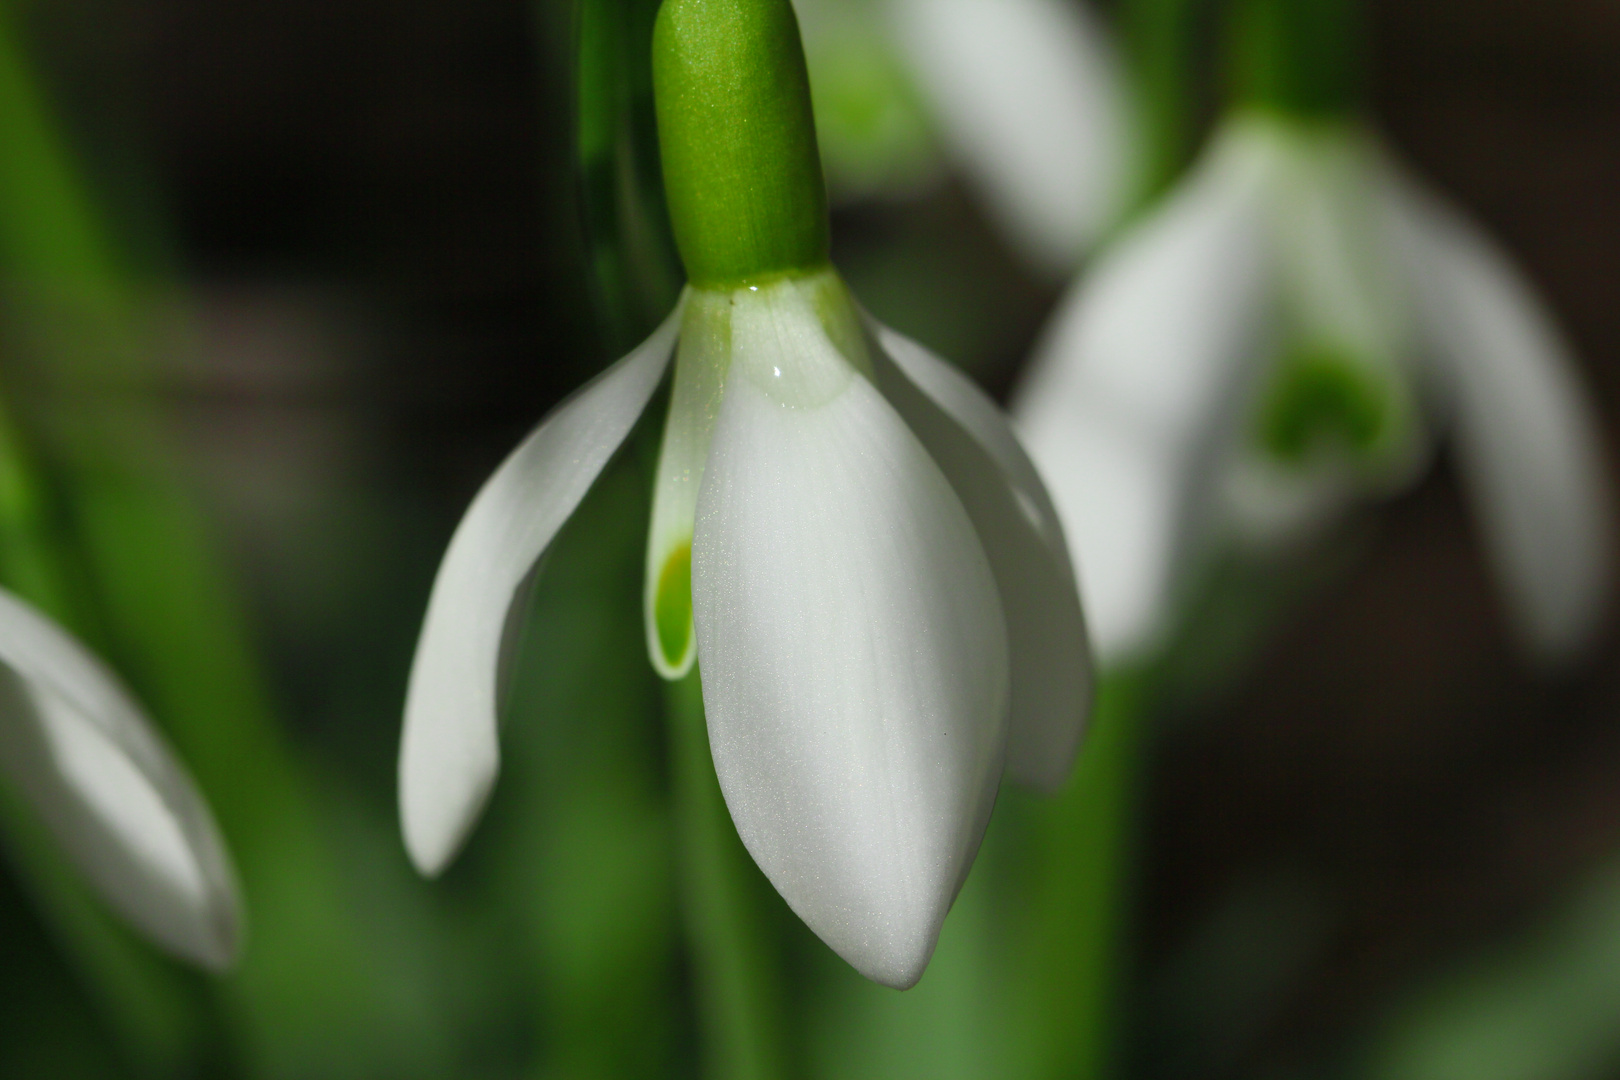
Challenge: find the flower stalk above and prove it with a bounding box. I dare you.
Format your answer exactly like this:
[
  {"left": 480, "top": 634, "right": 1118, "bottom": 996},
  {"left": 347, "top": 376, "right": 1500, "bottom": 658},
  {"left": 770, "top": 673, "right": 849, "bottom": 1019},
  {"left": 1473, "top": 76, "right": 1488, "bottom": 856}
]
[
  {"left": 1014, "top": 673, "right": 1150, "bottom": 1079},
  {"left": 652, "top": 0, "right": 829, "bottom": 286},
  {"left": 667, "top": 669, "right": 789, "bottom": 1080},
  {"left": 1122, "top": 0, "right": 1204, "bottom": 203},
  {"left": 575, "top": 0, "right": 683, "bottom": 353},
  {"left": 1228, "top": 0, "right": 1364, "bottom": 118}
]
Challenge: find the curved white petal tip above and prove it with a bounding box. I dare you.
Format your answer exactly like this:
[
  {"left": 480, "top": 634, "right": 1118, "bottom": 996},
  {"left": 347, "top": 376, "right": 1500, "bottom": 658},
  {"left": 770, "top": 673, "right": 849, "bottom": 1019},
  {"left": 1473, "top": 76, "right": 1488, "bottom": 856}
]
[
  {"left": 1389, "top": 180, "right": 1614, "bottom": 664},
  {"left": 889, "top": 0, "right": 1132, "bottom": 272},
  {"left": 692, "top": 289, "right": 1007, "bottom": 988},
  {"left": 0, "top": 587, "right": 240, "bottom": 969},
  {"left": 1012, "top": 129, "right": 1278, "bottom": 662},
  {"left": 871, "top": 321, "right": 1092, "bottom": 790},
  {"left": 400, "top": 304, "right": 681, "bottom": 874}
]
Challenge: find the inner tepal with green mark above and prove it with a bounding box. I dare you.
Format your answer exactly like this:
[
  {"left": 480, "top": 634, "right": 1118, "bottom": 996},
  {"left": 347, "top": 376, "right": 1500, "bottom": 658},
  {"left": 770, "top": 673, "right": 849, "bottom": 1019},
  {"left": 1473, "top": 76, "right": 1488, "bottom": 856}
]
[
  {"left": 655, "top": 540, "right": 693, "bottom": 668},
  {"left": 1255, "top": 338, "right": 1394, "bottom": 466}
]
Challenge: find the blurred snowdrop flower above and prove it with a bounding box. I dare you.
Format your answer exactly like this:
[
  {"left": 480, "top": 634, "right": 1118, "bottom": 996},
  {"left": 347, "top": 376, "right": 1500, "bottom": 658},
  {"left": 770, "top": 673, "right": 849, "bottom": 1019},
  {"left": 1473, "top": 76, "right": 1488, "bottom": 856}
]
[
  {"left": 1014, "top": 111, "right": 1613, "bottom": 666},
  {"left": 400, "top": 0, "right": 1090, "bottom": 990},
  {"left": 0, "top": 586, "right": 239, "bottom": 969},
  {"left": 796, "top": 0, "right": 1135, "bottom": 274},
  {"left": 793, "top": 0, "right": 941, "bottom": 200}
]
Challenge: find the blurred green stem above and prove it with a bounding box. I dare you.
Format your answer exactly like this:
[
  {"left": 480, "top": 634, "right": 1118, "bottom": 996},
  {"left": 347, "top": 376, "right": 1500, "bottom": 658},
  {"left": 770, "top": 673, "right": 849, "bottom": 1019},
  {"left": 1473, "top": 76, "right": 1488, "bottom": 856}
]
[
  {"left": 666, "top": 669, "right": 789, "bottom": 1080},
  {"left": 1122, "top": 0, "right": 1205, "bottom": 203},
  {"left": 1228, "top": 0, "right": 1364, "bottom": 117},
  {"left": 573, "top": 0, "right": 682, "bottom": 353},
  {"left": 1017, "top": 672, "right": 1151, "bottom": 1080}
]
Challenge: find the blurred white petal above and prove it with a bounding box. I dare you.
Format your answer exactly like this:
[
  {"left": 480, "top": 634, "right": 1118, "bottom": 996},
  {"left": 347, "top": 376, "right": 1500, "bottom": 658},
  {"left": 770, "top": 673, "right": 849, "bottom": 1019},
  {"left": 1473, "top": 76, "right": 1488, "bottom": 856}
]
[
  {"left": 795, "top": 0, "right": 944, "bottom": 201},
  {"left": 870, "top": 320, "right": 1090, "bottom": 790},
  {"left": 1387, "top": 179, "right": 1613, "bottom": 663},
  {"left": 888, "top": 0, "right": 1132, "bottom": 272},
  {"left": 692, "top": 283, "right": 1007, "bottom": 989},
  {"left": 1013, "top": 125, "right": 1277, "bottom": 660},
  {"left": 645, "top": 292, "right": 729, "bottom": 678},
  {"left": 1214, "top": 124, "right": 1425, "bottom": 550},
  {"left": 400, "top": 304, "right": 682, "bottom": 875},
  {"left": 1274, "top": 126, "right": 1404, "bottom": 366},
  {"left": 0, "top": 588, "right": 239, "bottom": 969},
  {"left": 1216, "top": 450, "right": 1368, "bottom": 550}
]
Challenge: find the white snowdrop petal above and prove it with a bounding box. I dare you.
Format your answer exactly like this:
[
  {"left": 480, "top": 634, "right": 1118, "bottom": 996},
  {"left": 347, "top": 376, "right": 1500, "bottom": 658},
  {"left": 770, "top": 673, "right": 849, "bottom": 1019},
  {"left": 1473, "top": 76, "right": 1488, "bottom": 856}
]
[
  {"left": 0, "top": 588, "right": 239, "bottom": 969},
  {"left": 888, "top": 0, "right": 1131, "bottom": 272},
  {"left": 1210, "top": 124, "right": 1425, "bottom": 550},
  {"left": 870, "top": 321, "right": 1090, "bottom": 790},
  {"left": 692, "top": 296, "right": 1008, "bottom": 990},
  {"left": 1275, "top": 128, "right": 1403, "bottom": 363},
  {"left": 400, "top": 303, "right": 681, "bottom": 875},
  {"left": 1012, "top": 124, "right": 1277, "bottom": 660},
  {"left": 1388, "top": 180, "right": 1613, "bottom": 663}
]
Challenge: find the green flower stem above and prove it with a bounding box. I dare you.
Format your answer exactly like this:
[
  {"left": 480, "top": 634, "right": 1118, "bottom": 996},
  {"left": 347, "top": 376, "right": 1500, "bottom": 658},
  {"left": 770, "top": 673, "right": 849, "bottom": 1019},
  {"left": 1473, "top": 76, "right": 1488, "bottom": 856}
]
[
  {"left": 1015, "top": 672, "right": 1152, "bottom": 1080},
  {"left": 666, "top": 669, "right": 789, "bottom": 1080},
  {"left": 0, "top": 4, "right": 122, "bottom": 298},
  {"left": 1228, "top": 0, "right": 1363, "bottom": 118},
  {"left": 575, "top": 0, "right": 683, "bottom": 352},
  {"left": 1122, "top": 0, "right": 1206, "bottom": 203},
  {"left": 652, "top": 0, "right": 829, "bottom": 287}
]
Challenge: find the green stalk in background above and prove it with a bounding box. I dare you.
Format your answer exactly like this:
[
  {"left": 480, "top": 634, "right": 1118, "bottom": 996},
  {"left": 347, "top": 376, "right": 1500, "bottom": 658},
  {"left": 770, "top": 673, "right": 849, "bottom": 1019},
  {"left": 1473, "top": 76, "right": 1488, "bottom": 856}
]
[
  {"left": 489, "top": 428, "right": 683, "bottom": 1080},
  {"left": 1009, "top": 673, "right": 1151, "bottom": 1080},
  {"left": 0, "top": 6, "right": 467, "bottom": 1075},
  {"left": 1227, "top": 0, "right": 1362, "bottom": 118},
  {"left": 574, "top": 0, "right": 683, "bottom": 355},
  {"left": 1122, "top": 0, "right": 1209, "bottom": 204},
  {"left": 667, "top": 668, "right": 790, "bottom": 1080}
]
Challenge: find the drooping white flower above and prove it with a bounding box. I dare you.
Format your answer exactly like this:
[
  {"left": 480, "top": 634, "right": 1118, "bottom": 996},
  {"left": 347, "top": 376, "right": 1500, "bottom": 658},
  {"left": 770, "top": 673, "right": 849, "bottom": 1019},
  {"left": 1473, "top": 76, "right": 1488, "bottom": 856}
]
[
  {"left": 1013, "top": 112, "right": 1613, "bottom": 666},
  {"left": 399, "top": 269, "right": 1091, "bottom": 988},
  {"left": 797, "top": 0, "right": 1135, "bottom": 274},
  {"left": 0, "top": 586, "right": 240, "bottom": 969}
]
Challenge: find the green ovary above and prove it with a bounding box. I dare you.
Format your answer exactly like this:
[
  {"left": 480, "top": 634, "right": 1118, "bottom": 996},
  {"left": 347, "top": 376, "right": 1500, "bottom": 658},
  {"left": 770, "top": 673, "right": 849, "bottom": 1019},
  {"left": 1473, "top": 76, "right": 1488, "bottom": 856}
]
[
  {"left": 1256, "top": 342, "right": 1391, "bottom": 464},
  {"left": 655, "top": 541, "right": 694, "bottom": 667}
]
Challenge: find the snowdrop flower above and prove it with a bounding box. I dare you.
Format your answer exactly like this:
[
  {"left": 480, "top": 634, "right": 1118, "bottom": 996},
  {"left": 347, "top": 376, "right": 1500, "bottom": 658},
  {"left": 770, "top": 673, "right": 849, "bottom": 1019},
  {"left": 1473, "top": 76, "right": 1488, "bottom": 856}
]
[
  {"left": 1014, "top": 111, "right": 1612, "bottom": 666},
  {"left": 0, "top": 586, "right": 239, "bottom": 968},
  {"left": 796, "top": 0, "right": 1134, "bottom": 274},
  {"left": 399, "top": 0, "right": 1090, "bottom": 989}
]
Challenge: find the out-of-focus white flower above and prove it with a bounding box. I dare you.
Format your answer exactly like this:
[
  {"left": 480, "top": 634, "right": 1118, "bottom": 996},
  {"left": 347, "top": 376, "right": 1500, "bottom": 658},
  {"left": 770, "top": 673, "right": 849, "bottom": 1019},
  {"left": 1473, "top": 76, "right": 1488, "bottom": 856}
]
[
  {"left": 797, "top": 0, "right": 1135, "bottom": 275},
  {"left": 1014, "top": 112, "right": 1613, "bottom": 666},
  {"left": 794, "top": 0, "right": 943, "bottom": 200},
  {"left": 0, "top": 586, "right": 240, "bottom": 969},
  {"left": 399, "top": 268, "right": 1091, "bottom": 989}
]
